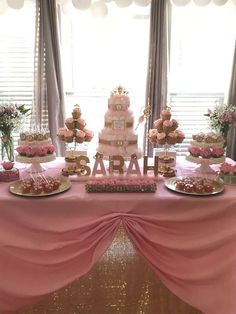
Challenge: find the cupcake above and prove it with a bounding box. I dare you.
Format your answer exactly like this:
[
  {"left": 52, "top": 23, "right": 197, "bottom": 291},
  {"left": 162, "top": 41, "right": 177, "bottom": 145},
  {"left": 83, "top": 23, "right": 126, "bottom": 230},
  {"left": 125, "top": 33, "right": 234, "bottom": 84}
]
[
  {"left": 176, "top": 130, "right": 185, "bottom": 143},
  {"left": 72, "top": 105, "right": 81, "bottom": 119},
  {"left": 192, "top": 132, "right": 205, "bottom": 142},
  {"left": 163, "top": 120, "right": 173, "bottom": 134},
  {"left": 153, "top": 119, "right": 163, "bottom": 132},
  {"left": 170, "top": 119, "right": 178, "bottom": 131},
  {"left": 64, "top": 130, "right": 74, "bottom": 143},
  {"left": 20, "top": 132, "right": 27, "bottom": 141},
  {"left": 211, "top": 147, "right": 225, "bottom": 158},
  {"left": 161, "top": 108, "right": 171, "bottom": 121},
  {"left": 166, "top": 131, "right": 178, "bottom": 145},
  {"left": 75, "top": 130, "right": 86, "bottom": 143},
  {"left": 149, "top": 129, "right": 158, "bottom": 142},
  {"left": 200, "top": 147, "right": 212, "bottom": 158},
  {"left": 75, "top": 118, "right": 86, "bottom": 130},
  {"left": 65, "top": 117, "right": 75, "bottom": 130},
  {"left": 156, "top": 132, "right": 166, "bottom": 145},
  {"left": 84, "top": 129, "right": 94, "bottom": 142},
  {"left": 188, "top": 146, "right": 201, "bottom": 157},
  {"left": 57, "top": 127, "right": 66, "bottom": 141}
]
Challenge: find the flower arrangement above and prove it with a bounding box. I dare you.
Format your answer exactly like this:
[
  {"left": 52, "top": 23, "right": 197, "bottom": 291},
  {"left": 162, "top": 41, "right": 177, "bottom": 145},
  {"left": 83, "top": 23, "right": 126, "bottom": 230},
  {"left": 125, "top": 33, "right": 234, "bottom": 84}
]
[
  {"left": 205, "top": 104, "right": 236, "bottom": 138},
  {"left": 0, "top": 103, "right": 30, "bottom": 161}
]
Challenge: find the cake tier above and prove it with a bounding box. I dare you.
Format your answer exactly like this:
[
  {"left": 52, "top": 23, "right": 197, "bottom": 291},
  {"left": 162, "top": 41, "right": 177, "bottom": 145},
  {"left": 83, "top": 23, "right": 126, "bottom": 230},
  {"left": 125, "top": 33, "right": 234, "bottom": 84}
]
[
  {"left": 186, "top": 155, "right": 225, "bottom": 165},
  {"left": 190, "top": 140, "right": 224, "bottom": 148},
  {"left": 108, "top": 94, "right": 130, "bottom": 111},
  {"left": 98, "top": 131, "right": 140, "bottom": 158},
  {"left": 16, "top": 153, "right": 56, "bottom": 164},
  {"left": 18, "top": 138, "right": 52, "bottom": 146},
  {"left": 97, "top": 144, "right": 141, "bottom": 159}
]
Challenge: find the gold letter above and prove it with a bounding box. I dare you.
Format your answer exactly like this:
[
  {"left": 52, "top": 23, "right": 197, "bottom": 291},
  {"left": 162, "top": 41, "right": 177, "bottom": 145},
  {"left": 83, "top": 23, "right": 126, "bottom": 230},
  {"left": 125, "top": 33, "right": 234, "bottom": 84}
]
[{"left": 143, "top": 156, "right": 158, "bottom": 176}]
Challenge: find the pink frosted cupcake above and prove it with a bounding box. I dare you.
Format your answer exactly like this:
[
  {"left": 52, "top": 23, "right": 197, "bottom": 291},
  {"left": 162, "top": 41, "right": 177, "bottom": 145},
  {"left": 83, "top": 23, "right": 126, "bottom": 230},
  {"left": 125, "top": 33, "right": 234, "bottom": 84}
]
[
  {"left": 65, "top": 117, "right": 74, "bottom": 130},
  {"left": 161, "top": 108, "right": 171, "bottom": 121},
  {"left": 163, "top": 120, "right": 173, "bottom": 134},
  {"left": 57, "top": 127, "right": 66, "bottom": 141},
  {"left": 156, "top": 132, "right": 166, "bottom": 145},
  {"left": 176, "top": 130, "right": 185, "bottom": 143},
  {"left": 200, "top": 147, "right": 212, "bottom": 158},
  {"left": 149, "top": 129, "right": 158, "bottom": 142},
  {"left": 72, "top": 106, "right": 81, "bottom": 119},
  {"left": 64, "top": 130, "right": 74, "bottom": 143},
  {"left": 75, "top": 118, "right": 86, "bottom": 130},
  {"left": 84, "top": 129, "right": 94, "bottom": 142},
  {"left": 211, "top": 147, "right": 225, "bottom": 158},
  {"left": 170, "top": 119, "right": 179, "bottom": 131},
  {"left": 188, "top": 146, "right": 201, "bottom": 157},
  {"left": 153, "top": 119, "right": 163, "bottom": 132},
  {"left": 75, "top": 130, "right": 86, "bottom": 143},
  {"left": 166, "top": 131, "right": 178, "bottom": 145}
]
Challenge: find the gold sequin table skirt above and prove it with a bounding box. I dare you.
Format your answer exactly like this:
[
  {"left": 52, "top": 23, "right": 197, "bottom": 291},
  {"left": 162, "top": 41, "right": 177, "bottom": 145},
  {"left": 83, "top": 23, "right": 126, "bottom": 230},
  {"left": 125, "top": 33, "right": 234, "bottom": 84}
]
[{"left": 16, "top": 226, "right": 202, "bottom": 314}]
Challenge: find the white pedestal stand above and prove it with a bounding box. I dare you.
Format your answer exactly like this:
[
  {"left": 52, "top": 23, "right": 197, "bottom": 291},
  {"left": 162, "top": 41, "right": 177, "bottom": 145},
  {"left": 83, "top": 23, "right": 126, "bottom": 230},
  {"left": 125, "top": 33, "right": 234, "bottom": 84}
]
[
  {"left": 185, "top": 155, "right": 225, "bottom": 176},
  {"left": 16, "top": 154, "right": 56, "bottom": 173}
]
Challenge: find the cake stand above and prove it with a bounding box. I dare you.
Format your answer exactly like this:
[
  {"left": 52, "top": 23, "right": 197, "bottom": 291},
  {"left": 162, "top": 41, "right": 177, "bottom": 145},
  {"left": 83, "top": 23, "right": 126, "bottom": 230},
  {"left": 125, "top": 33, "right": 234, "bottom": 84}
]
[
  {"left": 16, "top": 154, "right": 56, "bottom": 173},
  {"left": 185, "top": 155, "right": 225, "bottom": 175}
]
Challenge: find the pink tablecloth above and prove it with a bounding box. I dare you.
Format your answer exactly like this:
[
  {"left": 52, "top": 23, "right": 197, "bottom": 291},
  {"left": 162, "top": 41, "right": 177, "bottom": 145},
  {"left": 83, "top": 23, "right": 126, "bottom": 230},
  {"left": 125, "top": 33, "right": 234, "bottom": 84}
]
[{"left": 0, "top": 158, "right": 236, "bottom": 314}]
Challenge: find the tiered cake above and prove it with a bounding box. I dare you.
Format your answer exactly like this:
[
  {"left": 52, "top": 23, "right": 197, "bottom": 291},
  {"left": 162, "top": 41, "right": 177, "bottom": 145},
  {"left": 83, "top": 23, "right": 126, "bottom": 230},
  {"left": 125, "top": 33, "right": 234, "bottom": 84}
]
[
  {"left": 16, "top": 130, "right": 56, "bottom": 162},
  {"left": 186, "top": 132, "right": 225, "bottom": 163},
  {"left": 97, "top": 86, "right": 141, "bottom": 159}
]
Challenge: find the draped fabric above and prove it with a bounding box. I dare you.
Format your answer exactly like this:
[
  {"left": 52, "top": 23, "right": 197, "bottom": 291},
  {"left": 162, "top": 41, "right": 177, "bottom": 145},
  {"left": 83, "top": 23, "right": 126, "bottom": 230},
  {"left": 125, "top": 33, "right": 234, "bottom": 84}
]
[
  {"left": 226, "top": 40, "right": 236, "bottom": 161},
  {"left": 0, "top": 159, "right": 236, "bottom": 314},
  {"left": 32, "top": 0, "right": 65, "bottom": 156},
  {"left": 143, "top": 0, "right": 171, "bottom": 156}
]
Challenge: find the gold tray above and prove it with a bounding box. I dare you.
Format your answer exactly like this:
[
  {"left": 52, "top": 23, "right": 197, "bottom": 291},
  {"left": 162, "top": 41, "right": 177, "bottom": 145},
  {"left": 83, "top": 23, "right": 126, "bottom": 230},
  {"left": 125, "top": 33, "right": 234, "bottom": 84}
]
[
  {"left": 165, "top": 177, "right": 224, "bottom": 196},
  {"left": 9, "top": 176, "right": 71, "bottom": 197}
]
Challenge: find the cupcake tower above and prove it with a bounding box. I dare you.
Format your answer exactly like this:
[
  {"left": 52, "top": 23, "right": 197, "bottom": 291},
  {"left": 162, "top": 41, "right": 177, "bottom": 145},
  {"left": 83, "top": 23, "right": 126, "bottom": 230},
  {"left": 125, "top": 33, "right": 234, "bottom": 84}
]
[
  {"left": 57, "top": 105, "right": 94, "bottom": 153},
  {"left": 149, "top": 106, "right": 185, "bottom": 146},
  {"left": 149, "top": 106, "right": 185, "bottom": 177}
]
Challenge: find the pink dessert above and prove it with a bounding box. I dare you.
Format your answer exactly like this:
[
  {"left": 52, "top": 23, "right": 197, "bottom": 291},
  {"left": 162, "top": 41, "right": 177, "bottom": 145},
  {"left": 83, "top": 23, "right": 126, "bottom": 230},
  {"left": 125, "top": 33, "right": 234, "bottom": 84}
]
[
  {"left": 153, "top": 119, "right": 163, "bottom": 132},
  {"left": 156, "top": 132, "right": 166, "bottom": 145}
]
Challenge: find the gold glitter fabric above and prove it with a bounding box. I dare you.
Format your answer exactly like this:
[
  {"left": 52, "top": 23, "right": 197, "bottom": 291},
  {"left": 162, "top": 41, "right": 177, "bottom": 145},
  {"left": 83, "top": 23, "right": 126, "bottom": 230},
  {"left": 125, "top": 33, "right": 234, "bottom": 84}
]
[{"left": 15, "top": 226, "right": 202, "bottom": 314}]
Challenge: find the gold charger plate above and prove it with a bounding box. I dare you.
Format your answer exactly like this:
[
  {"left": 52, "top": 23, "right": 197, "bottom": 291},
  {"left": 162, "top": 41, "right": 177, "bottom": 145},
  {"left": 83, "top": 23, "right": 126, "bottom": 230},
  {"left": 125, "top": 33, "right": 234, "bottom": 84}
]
[
  {"left": 9, "top": 176, "right": 71, "bottom": 197},
  {"left": 165, "top": 177, "right": 224, "bottom": 196}
]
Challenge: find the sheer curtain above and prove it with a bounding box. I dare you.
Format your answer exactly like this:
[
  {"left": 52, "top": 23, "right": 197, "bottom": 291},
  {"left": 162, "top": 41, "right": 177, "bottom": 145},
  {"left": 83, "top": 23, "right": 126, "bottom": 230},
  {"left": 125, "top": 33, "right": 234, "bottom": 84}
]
[
  {"left": 226, "top": 41, "right": 236, "bottom": 161},
  {"left": 144, "top": 0, "right": 171, "bottom": 156},
  {"left": 32, "top": 0, "right": 65, "bottom": 156}
]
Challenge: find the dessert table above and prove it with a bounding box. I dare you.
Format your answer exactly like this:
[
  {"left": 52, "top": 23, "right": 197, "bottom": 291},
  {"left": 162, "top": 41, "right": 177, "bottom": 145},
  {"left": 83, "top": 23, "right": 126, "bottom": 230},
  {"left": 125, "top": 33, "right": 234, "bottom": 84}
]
[{"left": 0, "top": 157, "right": 236, "bottom": 314}]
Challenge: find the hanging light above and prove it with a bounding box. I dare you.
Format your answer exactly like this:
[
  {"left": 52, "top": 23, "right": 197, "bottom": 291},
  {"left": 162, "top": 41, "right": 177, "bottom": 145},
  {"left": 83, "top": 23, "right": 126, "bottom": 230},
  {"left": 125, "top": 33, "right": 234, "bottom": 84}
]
[
  {"left": 193, "top": 0, "right": 211, "bottom": 5},
  {"left": 72, "top": 0, "right": 92, "bottom": 10},
  {"left": 212, "top": 0, "right": 228, "bottom": 5},
  {"left": 114, "top": 0, "right": 133, "bottom": 8},
  {"left": 6, "top": 0, "right": 24, "bottom": 10},
  {"left": 90, "top": 1, "right": 108, "bottom": 18},
  {"left": 134, "top": 0, "right": 150, "bottom": 6},
  {"left": 171, "top": 0, "right": 191, "bottom": 5}
]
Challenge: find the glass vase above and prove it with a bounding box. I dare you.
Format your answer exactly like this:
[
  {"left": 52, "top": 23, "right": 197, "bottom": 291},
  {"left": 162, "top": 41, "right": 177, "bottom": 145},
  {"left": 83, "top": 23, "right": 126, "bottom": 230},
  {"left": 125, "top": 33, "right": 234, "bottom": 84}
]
[{"left": 1, "top": 134, "right": 15, "bottom": 162}]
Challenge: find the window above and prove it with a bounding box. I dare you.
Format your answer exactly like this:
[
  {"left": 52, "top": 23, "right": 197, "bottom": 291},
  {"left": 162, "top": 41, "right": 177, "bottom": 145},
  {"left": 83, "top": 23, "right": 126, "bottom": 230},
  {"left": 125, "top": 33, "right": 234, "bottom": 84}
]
[
  {"left": 169, "top": 0, "right": 236, "bottom": 154},
  {"left": 60, "top": 3, "right": 150, "bottom": 154},
  {"left": 0, "top": 2, "right": 35, "bottom": 146}
]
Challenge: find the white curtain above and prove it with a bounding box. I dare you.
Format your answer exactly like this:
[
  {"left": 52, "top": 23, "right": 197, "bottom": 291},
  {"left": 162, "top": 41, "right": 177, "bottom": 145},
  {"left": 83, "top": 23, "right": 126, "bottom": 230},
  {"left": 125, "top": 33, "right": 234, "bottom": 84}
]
[{"left": 32, "top": 0, "right": 65, "bottom": 156}]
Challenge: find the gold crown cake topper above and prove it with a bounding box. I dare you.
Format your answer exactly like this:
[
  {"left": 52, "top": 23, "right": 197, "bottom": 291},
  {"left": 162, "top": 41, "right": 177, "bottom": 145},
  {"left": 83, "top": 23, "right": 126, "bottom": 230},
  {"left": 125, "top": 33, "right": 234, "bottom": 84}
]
[{"left": 111, "top": 85, "right": 128, "bottom": 96}]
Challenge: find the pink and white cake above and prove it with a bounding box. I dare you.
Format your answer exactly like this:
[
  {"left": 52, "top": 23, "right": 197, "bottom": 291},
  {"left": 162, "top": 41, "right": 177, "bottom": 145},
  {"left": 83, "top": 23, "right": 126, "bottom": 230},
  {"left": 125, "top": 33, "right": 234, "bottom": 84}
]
[
  {"left": 16, "top": 131, "right": 56, "bottom": 162},
  {"left": 186, "top": 132, "right": 226, "bottom": 164},
  {"left": 97, "top": 86, "right": 141, "bottom": 159}
]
